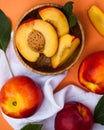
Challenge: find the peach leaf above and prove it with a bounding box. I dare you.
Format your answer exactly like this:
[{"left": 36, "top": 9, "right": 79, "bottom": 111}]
[
  {"left": 61, "top": 1, "right": 77, "bottom": 28},
  {"left": 21, "top": 123, "right": 43, "bottom": 130},
  {"left": 0, "top": 10, "right": 13, "bottom": 76},
  {"left": 94, "top": 95, "right": 104, "bottom": 125}
]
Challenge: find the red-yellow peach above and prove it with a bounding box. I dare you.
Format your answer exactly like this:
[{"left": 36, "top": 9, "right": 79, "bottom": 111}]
[
  {"left": 55, "top": 102, "right": 94, "bottom": 130},
  {"left": 78, "top": 51, "right": 104, "bottom": 94},
  {"left": 0, "top": 76, "right": 43, "bottom": 118}
]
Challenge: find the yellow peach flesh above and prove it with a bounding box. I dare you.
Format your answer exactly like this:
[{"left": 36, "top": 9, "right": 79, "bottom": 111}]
[
  {"left": 33, "top": 19, "right": 58, "bottom": 57},
  {"left": 88, "top": 5, "right": 104, "bottom": 36},
  {"left": 15, "top": 19, "right": 58, "bottom": 62},
  {"left": 15, "top": 22, "right": 40, "bottom": 62},
  {"left": 51, "top": 34, "right": 80, "bottom": 68}
]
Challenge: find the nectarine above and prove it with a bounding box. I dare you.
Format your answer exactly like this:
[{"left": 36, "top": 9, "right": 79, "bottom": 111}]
[
  {"left": 55, "top": 102, "right": 93, "bottom": 130},
  {"left": 0, "top": 76, "right": 43, "bottom": 118},
  {"left": 78, "top": 51, "right": 104, "bottom": 94}
]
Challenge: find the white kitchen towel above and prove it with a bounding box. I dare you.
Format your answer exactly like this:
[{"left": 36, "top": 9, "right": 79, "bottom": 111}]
[{"left": 0, "top": 33, "right": 104, "bottom": 130}]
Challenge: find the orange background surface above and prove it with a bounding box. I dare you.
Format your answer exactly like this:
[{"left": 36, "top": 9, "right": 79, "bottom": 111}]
[{"left": 0, "top": 0, "right": 104, "bottom": 129}]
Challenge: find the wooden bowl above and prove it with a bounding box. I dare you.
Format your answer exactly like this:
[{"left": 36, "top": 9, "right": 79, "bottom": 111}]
[{"left": 13, "top": 3, "right": 85, "bottom": 75}]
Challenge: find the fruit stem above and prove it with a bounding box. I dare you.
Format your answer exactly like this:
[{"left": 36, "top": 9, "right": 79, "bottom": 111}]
[{"left": 5, "top": 52, "right": 14, "bottom": 77}]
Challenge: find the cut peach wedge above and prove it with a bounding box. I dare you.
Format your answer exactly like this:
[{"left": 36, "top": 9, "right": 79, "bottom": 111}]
[
  {"left": 39, "top": 7, "right": 69, "bottom": 37},
  {"left": 51, "top": 34, "right": 80, "bottom": 68},
  {"left": 14, "top": 19, "right": 58, "bottom": 62},
  {"left": 88, "top": 5, "right": 104, "bottom": 36}
]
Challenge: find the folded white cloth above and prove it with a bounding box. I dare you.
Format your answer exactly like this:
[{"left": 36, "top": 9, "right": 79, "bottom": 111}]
[{"left": 0, "top": 33, "right": 104, "bottom": 130}]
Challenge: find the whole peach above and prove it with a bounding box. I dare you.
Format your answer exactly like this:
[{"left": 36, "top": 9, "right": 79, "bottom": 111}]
[
  {"left": 0, "top": 76, "right": 43, "bottom": 118},
  {"left": 55, "top": 102, "right": 93, "bottom": 130},
  {"left": 78, "top": 51, "right": 104, "bottom": 94}
]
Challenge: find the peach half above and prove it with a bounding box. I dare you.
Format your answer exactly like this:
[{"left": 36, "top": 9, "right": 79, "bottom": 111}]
[
  {"left": 39, "top": 7, "right": 69, "bottom": 37},
  {"left": 51, "top": 34, "right": 80, "bottom": 68},
  {"left": 14, "top": 19, "right": 58, "bottom": 62}
]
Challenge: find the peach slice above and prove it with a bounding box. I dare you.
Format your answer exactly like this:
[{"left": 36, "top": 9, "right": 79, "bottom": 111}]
[
  {"left": 39, "top": 7, "right": 69, "bottom": 37},
  {"left": 51, "top": 34, "right": 80, "bottom": 68},
  {"left": 88, "top": 5, "right": 104, "bottom": 36},
  {"left": 15, "top": 19, "right": 58, "bottom": 62}
]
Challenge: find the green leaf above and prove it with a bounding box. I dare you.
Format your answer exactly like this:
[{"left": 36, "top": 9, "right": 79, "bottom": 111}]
[
  {"left": 21, "top": 123, "right": 43, "bottom": 130},
  {"left": 94, "top": 95, "right": 104, "bottom": 125},
  {"left": 0, "top": 9, "right": 11, "bottom": 52},
  {"left": 61, "top": 1, "right": 77, "bottom": 28},
  {"left": 68, "top": 13, "right": 77, "bottom": 28}
]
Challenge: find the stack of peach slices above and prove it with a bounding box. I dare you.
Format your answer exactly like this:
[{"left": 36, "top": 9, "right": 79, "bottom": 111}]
[{"left": 14, "top": 6, "right": 80, "bottom": 69}]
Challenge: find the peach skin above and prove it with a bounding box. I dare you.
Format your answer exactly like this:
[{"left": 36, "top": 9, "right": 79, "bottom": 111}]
[
  {"left": 0, "top": 76, "right": 43, "bottom": 118},
  {"left": 55, "top": 102, "right": 93, "bottom": 130},
  {"left": 78, "top": 51, "right": 104, "bottom": 94}
]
